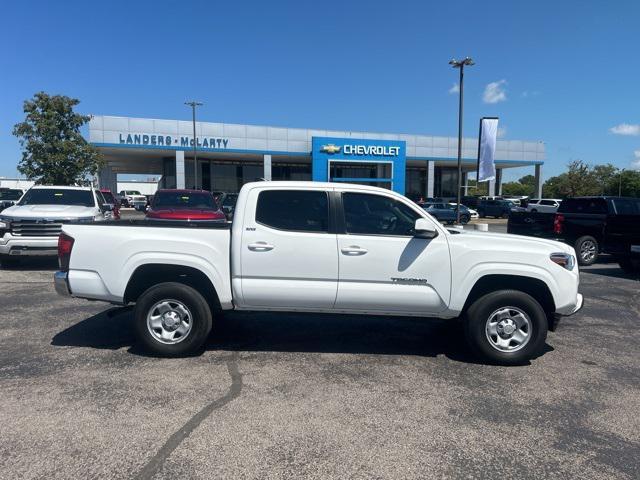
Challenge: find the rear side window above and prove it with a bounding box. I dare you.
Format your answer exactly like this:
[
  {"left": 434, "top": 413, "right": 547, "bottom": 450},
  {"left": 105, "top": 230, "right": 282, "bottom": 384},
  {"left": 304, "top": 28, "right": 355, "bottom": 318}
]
[
  {"left": 256, "top": 190, "right": 329, "bottom": 232},
  {"left": 613, "top": 198, "right": 640, "bottom": 215},
  {"left": 558, "top": 198, "right": 608, "bottom": 214}
]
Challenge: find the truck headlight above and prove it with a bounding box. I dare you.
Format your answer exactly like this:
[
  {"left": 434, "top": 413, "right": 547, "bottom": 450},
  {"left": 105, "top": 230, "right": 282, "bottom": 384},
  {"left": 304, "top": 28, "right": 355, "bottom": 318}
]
[
  {"left": 550, "top": 252, "right": 575, "bottom": 270},
  {"left": 0, "top": 217, "right": 10, "bottom": 235}
]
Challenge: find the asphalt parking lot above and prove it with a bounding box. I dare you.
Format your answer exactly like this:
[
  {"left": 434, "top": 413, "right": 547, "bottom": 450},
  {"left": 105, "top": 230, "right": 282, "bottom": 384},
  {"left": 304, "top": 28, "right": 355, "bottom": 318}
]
[{"left": 1, "top": 228, "right": 639, "bottom": 479}]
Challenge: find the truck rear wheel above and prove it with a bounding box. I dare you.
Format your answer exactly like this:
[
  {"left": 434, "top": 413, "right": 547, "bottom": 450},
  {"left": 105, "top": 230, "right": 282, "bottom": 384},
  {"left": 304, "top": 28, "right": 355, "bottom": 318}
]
[
  {"left": 575, "top": 236, "right": 598, "bottom": 266},
  {"left": 134, "top": 282, "right": 212, "bottom": 356},
  {"left": 464, "top": 290, "right": 548, "bottom": 365}
]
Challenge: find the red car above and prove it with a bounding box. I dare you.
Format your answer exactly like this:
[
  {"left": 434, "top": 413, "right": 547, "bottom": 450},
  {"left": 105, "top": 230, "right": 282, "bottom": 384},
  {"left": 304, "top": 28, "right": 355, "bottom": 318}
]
[
  {"left": 146, "top": 189, "right": 226, "bottom": 221},
  {"left": 99, "top": 188, "right": 121, "bottom": 220}
]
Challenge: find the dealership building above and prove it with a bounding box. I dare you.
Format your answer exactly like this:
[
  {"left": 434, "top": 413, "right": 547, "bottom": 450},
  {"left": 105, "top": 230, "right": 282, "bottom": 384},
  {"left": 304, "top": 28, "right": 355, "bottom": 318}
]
[{"left": 89, "top": 115, "right": 545, "bottom": 199}]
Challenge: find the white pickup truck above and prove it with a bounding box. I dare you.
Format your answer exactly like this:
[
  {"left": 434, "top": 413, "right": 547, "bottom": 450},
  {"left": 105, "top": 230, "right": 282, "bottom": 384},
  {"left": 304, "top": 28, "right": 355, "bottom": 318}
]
[
  {"left": 1, "top": 185, "right": 111, "bottom": 264},
  {"left": 54, "top": 181, "right": 583, "bottom": 365}
]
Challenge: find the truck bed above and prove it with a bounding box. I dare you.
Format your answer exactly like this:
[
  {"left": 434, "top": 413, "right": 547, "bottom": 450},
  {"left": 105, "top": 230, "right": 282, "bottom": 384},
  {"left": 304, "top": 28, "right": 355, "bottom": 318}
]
[
  {"left": 507, "top": 212, "right": 556, "bottom": 238},
  {"left": 63, "top": 220, "right": 232, "bottom": 305}
]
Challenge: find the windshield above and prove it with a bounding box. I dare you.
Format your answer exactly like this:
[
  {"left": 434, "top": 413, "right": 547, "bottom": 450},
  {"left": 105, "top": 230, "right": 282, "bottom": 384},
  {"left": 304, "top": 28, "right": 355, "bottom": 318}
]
[
  {"left": 126, "top": 191, "right": 142, "bottom": 195},
  {"left": 222, "top": 194, "right": 238, "bottom": 207},
  {"left": 153, "top": 191, "right": 216, "bottom": 209},
  {"left": 18, "top": 189, "right": 95, "bottom": 207},
  {"left": 0, "top": 190, "right": 23, "bottom": 200}
]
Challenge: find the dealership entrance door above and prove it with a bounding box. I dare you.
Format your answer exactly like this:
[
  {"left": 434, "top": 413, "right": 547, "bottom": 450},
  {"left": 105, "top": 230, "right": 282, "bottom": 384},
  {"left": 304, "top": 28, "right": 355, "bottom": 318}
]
[{"left": 328, "top": 160, "right": 393, "bottom": 190}]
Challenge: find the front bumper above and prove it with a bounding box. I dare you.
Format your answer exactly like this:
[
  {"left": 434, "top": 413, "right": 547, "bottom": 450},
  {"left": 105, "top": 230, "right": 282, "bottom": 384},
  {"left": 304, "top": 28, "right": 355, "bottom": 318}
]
[
  {"left": 54, "top": 271, "right": 71, "bottom": 296},
  {"left": 0, "top": 235, "right": 59, "bottom": 256},
  {"left": 558, "top": 293, "right": 584, "bottom": 317}
]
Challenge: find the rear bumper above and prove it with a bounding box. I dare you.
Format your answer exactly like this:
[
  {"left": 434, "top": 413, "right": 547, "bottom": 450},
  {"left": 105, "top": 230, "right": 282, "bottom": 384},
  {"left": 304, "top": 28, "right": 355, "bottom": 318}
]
[{"left": 54, "top": 271, "right": 71, "bottom": 296}]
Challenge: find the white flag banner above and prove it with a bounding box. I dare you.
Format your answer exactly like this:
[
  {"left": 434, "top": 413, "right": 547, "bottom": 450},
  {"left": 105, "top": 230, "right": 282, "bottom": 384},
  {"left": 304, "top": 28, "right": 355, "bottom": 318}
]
[{"left": 477, "top": 117, "right": 498, "bottom": 182}]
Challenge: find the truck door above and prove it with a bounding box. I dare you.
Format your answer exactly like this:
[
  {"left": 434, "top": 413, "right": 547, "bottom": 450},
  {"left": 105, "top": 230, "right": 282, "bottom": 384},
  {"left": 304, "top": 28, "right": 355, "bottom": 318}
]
[
  {"left": 335, "top": 191, "right": 451, "bottom": 314},
  {"left": 239, "top": 188, "right": 339, "bottom": 309}
]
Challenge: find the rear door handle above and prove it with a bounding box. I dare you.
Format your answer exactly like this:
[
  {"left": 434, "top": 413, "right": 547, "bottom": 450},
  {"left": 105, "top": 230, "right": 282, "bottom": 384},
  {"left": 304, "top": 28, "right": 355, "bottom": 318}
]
[
  {"left": 248, "top": 242, "right": 274, "bottom": 252},
  {"left": 341, "top": 245, "right": 368, "bottom": 255}
]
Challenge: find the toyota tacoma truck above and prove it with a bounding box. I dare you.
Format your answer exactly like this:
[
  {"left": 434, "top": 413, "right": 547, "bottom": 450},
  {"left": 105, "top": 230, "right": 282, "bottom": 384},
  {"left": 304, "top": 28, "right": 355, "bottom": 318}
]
[
  {"left": 54, "top": 182, "right": 583, "bottom": 365},
  {"left": 0, "top": 185, "right": 111, "bottom": 263}
]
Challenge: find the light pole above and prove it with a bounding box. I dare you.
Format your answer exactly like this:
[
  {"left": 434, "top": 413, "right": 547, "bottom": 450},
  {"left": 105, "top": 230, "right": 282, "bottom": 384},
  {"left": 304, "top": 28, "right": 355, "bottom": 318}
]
[
  {"left": 185, "top": 101, "right": 203, "bottom": 189},
  {"left": 449, "top": 57, "right": 474, "bottom": 223},
  {"left": 619, "top": 168, "right": 625, "bottom": 197}
]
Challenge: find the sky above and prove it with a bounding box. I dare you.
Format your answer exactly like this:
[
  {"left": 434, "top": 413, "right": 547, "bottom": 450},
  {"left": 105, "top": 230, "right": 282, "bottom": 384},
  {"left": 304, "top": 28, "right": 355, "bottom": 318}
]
[{"left": 1, "top": 0, "right": 639, "bottom": 182}]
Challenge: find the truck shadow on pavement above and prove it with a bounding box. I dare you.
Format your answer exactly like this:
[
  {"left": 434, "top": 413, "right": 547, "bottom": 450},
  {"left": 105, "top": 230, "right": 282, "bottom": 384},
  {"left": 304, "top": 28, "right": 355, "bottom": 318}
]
[{"left": 52, "top": 307, "right": 552, "bottom": 365}]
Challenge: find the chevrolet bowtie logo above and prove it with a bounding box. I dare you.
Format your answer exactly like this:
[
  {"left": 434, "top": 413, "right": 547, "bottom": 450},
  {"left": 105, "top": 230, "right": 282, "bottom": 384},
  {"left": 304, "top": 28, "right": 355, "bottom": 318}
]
[{"left": 320, "top": 144, "right": 341, "bottom": 154}]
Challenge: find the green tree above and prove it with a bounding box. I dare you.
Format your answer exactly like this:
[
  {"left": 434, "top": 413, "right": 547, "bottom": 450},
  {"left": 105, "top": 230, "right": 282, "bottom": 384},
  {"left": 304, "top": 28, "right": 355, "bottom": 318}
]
[
  {"left": 542, "top": 160, "right": 601, "bottom": 198},
  {"left": 12, "top": 92, "right": 102, "bottom": 185}
]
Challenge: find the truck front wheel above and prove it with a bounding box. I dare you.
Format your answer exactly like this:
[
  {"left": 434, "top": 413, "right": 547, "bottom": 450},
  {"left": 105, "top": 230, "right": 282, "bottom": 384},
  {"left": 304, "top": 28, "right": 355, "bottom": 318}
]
[
  {"left": 464, "top": 290, "right": 548, "bottom": 365},
  {"left": 134, "top": 282, "right": 212, "bottom": 356}
]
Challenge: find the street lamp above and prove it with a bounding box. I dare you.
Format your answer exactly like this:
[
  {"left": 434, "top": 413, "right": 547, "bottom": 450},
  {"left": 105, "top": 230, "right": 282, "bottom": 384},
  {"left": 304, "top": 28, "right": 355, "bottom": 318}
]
[
  {"left": 449, "top": 56, "right": 474, "bottom": 224},
  {"left": 619, "top": 168, "right": 625, "bottom": 197},
  {"left": 185, "top": 101, "right": 203, "bottom": 189}
]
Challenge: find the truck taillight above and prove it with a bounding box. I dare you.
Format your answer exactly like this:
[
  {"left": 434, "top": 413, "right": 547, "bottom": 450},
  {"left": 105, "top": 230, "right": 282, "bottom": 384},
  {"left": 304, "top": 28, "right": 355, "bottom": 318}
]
[
  {"left": 58, "top": 233, "right": 74, "bottom": 272},
  {"left": 553, "top": 214, "right": 564, "bottom": 235}
]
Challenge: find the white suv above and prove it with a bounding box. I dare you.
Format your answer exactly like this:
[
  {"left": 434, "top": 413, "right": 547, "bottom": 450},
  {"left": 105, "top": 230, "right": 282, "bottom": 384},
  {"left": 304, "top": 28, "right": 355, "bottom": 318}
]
[
  {"left": 527, "top": 199, "right": 562, "bottom": 213},
  {"left": 0, "top": 186, "right": 110, "bottom": 262}
]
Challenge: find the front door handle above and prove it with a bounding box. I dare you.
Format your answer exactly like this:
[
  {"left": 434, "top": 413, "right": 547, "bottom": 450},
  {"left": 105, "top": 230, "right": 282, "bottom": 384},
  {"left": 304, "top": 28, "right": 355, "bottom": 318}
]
[
  {"left": 341, "top": 245, "right": 368, "bottom": 256},
  {"left": 248, "top": 241, "right": 274, "bottom": 252}
]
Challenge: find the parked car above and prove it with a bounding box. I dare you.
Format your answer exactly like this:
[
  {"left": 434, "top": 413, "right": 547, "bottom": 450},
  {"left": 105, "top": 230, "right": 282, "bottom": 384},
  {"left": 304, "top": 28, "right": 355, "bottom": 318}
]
[
  {"left": 477, "top": 199, "right": 514, "bottom": 218},
  {"left": 449, "top": 202, "right": 478, "bottom": 219},
  {"left": 216, "top": 193, "right": 239, "bottom": 220},
  {"left": 54, "top": 181, "right": 582, "bottom": 365},
  {"left": 146, "top": 189, "right": 226, "bottom": 221},
  {"left": 0, "top": 188, "right": 24, "bottom": 212},
  {"left": 118, "top": 190, "right": 147, "bottom": 210},
  {"left": 99, "top": 189, "right": 121, "bottom": 220},
  {"left": 526, "top": 198, "right": 562, "bottom": 213},
  {"left": 423, "top": 203, "right": 471, "bottom": 224},
  {"left": 0, "top": 185, "right": 111, "bottom": 264},
  {"left": 508, "top": 196, "right": 640, "bottom": 269}
]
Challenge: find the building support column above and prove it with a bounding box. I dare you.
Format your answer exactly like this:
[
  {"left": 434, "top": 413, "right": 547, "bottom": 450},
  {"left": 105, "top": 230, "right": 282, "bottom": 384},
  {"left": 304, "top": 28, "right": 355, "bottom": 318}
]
[
  {"left": 98, "top": 165, "right": 117, "bottom": 194},
  {"left": 496, "top": 169, "right": 503, "bottom": 196},
  {"left": 534, "top": 164, "right": 543, "bottom": 198},
  {"left": 426, "top": 161, "right": 435, "bottom": 198},
  {"left": 263, "top": 154, "right": 272, "bottom": 181},
  {"left": 488, "top": 179, "right": 496, "bottom": 197},
  {"left": 176, "top": 150, "right": 185, "bottom": 189},
  {"left": 462, "top": 172, "right": 468, "bottom": 196}
]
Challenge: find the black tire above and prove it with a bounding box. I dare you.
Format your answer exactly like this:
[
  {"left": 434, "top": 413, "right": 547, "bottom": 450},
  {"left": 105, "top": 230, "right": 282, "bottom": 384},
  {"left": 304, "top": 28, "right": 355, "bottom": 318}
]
[
  {"left": 501, "top": 212, "right": 509, "bottom": 219},
  {"left": 530, "top": 208, "right": 538, "bottom": 213},
  {"left": 460, "top": 214, "right": 470, "bottom": 225},
  {"left": 134, "top": 282, "right": 212, "bottom": 356},
  {"left": 617, "top": 256, "right": 640, "bottom": 274},
  {"left": 575, "top": 235, "right": 598, "bottom": 266},
  {"left": 463, "top": 290, "right": 548, "bottom": 365}
]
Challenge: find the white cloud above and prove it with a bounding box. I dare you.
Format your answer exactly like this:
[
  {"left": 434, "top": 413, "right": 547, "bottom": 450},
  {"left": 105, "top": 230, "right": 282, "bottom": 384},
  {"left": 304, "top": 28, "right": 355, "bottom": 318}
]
[
  {"left": 610, "top": 123, "right": 640, "bottom": 136},
  {"left": 632, "top": 150, "right": 640, "bottom": 170},
  {"left": 497, "top": 126, "right": 507, "bottom": 138},
  {"left": 483, "top": 79, "right": 507, "bottom": 104},
  {"left": 448, "top": 83, "right": 459, "bottom": 94},
  {"left": 521, "top": 90, "right": 540, "bottom": 98}
]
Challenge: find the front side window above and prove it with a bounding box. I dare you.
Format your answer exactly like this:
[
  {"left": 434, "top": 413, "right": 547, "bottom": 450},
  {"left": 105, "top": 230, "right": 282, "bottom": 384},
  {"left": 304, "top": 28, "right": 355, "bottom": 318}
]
[
  {"left": 256, "top": 190, "right": 329, "bottom": 232},
  {"left": 343, "top": 192, "right": 421, "bottom": 236}
]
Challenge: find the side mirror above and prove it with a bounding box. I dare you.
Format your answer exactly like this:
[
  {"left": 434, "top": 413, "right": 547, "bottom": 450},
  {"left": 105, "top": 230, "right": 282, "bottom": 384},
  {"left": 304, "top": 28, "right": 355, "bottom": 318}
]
[{"left": 414, "top": 218, "right": 438, "bottom": 239}]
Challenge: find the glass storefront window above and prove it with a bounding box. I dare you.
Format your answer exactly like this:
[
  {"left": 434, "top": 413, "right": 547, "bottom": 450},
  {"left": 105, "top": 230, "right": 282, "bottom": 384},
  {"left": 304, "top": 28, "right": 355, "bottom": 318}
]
[
  {"left": 405, "top": 168, "right": 427, "bottom": 201},
  {"left": 329, "top": 161, "right": 392, "bottom": 179},
  {"left": 435, "top": 167, "right": 458, "bottom": 198},
  {"left": 272, "top": 163, "right": 311, "bottom": 181}
]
